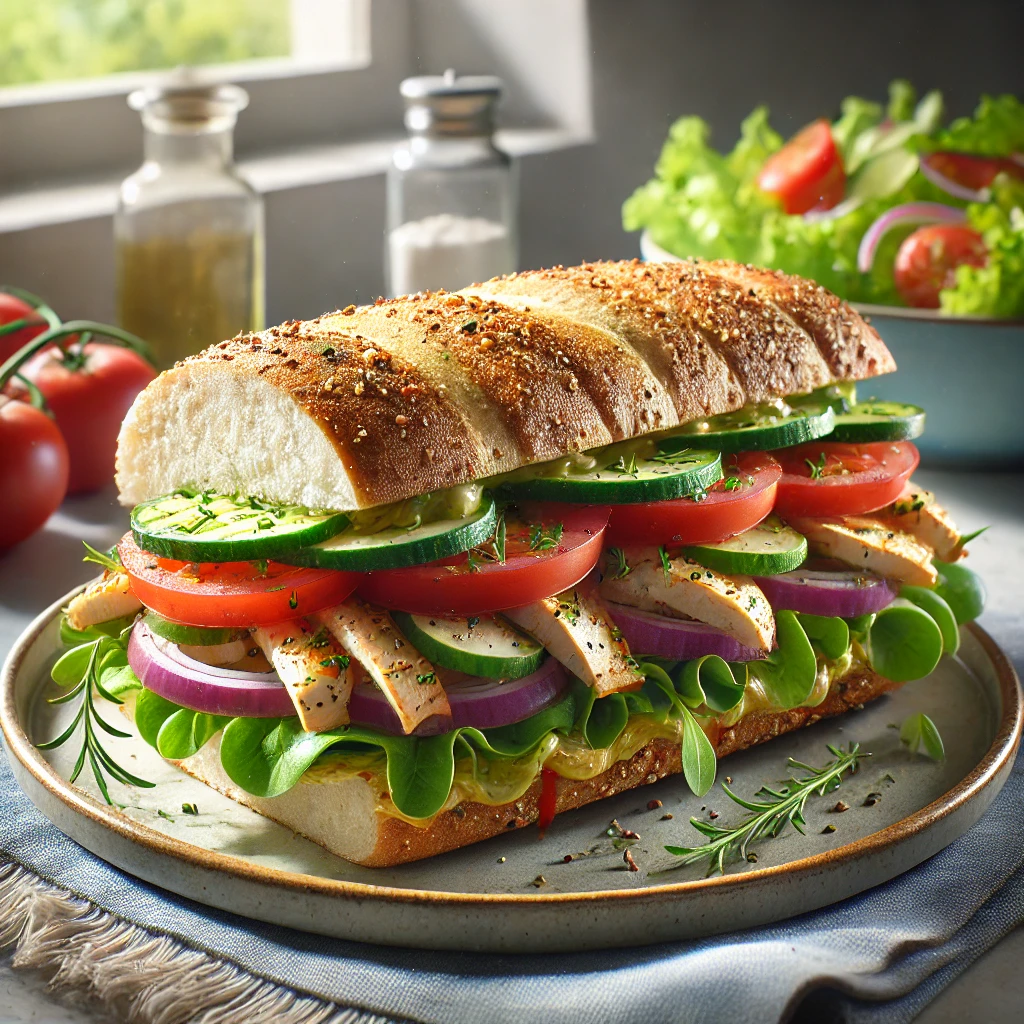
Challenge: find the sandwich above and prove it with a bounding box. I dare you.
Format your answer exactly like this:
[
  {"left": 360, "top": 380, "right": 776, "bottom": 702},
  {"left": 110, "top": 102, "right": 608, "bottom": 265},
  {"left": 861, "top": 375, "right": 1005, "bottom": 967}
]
[{"left": 51, "top": 258, "right": 985, "bottom": 867}]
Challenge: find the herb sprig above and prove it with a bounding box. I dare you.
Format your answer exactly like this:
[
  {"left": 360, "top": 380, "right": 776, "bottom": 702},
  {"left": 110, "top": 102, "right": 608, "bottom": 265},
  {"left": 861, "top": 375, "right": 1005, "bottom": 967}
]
[
  {"left": 39, "top": 622, "right": 152, "bottom": 804},
  {"left": 664, "top": 743, "right": 864, "bottom": 875},
  {"left": 529, "top": 522, "right": 564, "bottom": 551}
]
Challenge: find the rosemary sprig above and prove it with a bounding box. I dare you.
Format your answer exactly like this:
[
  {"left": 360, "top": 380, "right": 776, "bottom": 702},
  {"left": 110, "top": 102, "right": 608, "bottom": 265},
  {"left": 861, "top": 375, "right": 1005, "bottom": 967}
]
[
  {"left": 529, "top": 521, "right": 563, "bottom": 551},
  {"left": 805, "top": 452, "right": 828, "bottom": 480},
  {"left": 664, "top": 743, "right": 864, "bottom": 875},
  {"left": 38, "top": 624, "right": 152, "bottom": 803}
]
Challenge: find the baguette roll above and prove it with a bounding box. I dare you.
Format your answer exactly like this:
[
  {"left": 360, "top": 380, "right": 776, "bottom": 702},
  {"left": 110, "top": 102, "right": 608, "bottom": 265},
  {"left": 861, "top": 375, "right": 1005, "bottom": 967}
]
[
  {"left": 116, "top": 258, "right": 894, "bottom": 512},
  {"left": 159, "top": 662, "right": 899, "bottom": 867}
]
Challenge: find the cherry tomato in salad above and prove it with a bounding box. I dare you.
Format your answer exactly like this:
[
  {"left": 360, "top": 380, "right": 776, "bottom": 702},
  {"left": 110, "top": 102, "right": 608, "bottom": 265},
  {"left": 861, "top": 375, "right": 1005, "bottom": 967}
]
[
  {"left": 773, "top": 442, "right": 919, "bottom": 519},
  {"left": 757, "top": 120, "right": 846, "bottom": 215},
  {"left": 0, "top": 292, "right": 48, "bottom": 365},
  {"left": 924, "top": 151, "right": 1024, "bottom": 192},
  {"left": 606, "top": 451, "right": 781, "bottom": 547},
  {"left": 117, "top": 533, "right": 360, "bottom": 628},
  {"left": 15, "top": 342, "right": 156, "bottom": 495},
  {"left": 0, "top": 397, "right": 69, "bottom": 551},
  {"left": 358, "top": 504, "right": 609, "bottom": 616},
  {"left": 893, "top": 224, "right": 988, "bottom": 309}
]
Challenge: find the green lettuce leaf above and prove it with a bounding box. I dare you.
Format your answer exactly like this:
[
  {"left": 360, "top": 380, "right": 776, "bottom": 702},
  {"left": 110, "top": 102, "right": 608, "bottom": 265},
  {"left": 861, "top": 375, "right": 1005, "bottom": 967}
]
[{"left": 932, "top": 94, "right": 1024, "bottom": 156}]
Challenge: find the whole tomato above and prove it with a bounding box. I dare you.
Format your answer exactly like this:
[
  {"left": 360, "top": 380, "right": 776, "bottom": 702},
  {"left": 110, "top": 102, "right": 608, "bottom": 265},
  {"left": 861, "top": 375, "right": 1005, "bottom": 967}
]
[
  {"left": 17, "top": 343, "right": 156, "bottom": 495},
  {"left": 0, "top": 291, "right": 49, "bottom": 365},
  {"left": 0, "top": 397, "right": 69, "bottom": 551}
]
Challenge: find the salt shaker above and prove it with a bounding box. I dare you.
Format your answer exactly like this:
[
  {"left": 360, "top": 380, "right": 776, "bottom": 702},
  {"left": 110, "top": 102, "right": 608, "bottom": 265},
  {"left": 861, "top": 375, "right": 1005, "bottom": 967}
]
[
  {"left": 386, "top": 70, "right": 517, "bottom": 296},
  {"left": 115, "top": 74, "right": 264, "bottom": 368}
]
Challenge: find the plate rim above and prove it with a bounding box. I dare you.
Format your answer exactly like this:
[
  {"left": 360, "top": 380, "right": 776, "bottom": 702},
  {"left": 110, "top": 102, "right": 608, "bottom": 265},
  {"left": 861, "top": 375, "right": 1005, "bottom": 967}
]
[{"left": 3, "top": 583, "right": 1021, "bottom": 909}]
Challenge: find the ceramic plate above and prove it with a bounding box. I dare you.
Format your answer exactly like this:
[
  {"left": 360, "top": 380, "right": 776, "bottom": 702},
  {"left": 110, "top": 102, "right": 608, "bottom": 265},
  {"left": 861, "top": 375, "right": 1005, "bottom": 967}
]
[{"left": 3, "top": 588, "right": 1021, "bottom": 953}]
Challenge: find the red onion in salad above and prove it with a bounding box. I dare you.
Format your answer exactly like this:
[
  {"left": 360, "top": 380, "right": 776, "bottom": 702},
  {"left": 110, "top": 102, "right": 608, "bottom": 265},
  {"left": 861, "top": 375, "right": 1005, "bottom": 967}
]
[
  {"left": 605, "top": 602, "right": 767, "bottom": 663},
  {"left": 919, "top": 154, "right": 990, "bottom": 203},
  {"left": 349, "top": 658, "right": 570, "bottom": 736},
  {"left": 753, "top": 569, "right": 897, "bottom": 618},
  {"left": 128, "top": 621, "right": 293, "bottom": 718},
  {"left": 857, "top": 202, "right": 966, "bottom": 273}
]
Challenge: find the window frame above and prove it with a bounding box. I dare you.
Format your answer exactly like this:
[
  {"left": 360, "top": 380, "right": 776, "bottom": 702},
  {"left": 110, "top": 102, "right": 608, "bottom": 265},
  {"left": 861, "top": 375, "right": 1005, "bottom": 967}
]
[{"left": 0, "top": 0, "right": 406, "bottom": 190}]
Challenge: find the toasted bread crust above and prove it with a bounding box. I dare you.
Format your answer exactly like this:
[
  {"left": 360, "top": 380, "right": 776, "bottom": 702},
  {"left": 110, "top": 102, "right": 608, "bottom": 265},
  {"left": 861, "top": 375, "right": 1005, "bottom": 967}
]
[
  {"left": 357, "top": 663, "right": 899, "bottom": 866},
  {"left": 117, "top": 259, "right": 893, "bottom": 510},
  {"left": 168, "top": 664, "right": 898, "bottom": 868}
]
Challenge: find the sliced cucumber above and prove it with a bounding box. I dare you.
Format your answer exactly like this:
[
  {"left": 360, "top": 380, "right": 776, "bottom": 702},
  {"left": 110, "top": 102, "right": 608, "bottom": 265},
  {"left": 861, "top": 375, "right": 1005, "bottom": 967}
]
[
  {"left": 498, "top": 449, "right": 721, "bottom": 504},
  {"left": 683, "top": 515, "right": 808, "bottom": 576},
  {"left": 659, "top": 404, "right": 835, "bottom": 453},
  {"left": 284, "top": 495, "right": 496, "bottom": 571},
  {"left": 143, "top": 611, "right": 250, "bottom": 647},
  {"left": 132, "top": 491, "right": 349, "bottom": 562},
  {"left": 830, "top": 401, "right": 926, "bottom": 443},
  {"left": 393, "top": 611, "right": 545, "bottom": 679}
]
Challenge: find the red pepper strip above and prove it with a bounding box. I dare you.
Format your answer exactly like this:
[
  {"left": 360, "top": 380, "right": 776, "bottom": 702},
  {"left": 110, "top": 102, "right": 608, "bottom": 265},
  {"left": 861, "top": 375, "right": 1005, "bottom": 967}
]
[{"left": 538, "top": 766, "right": 558, "bottom": 835}]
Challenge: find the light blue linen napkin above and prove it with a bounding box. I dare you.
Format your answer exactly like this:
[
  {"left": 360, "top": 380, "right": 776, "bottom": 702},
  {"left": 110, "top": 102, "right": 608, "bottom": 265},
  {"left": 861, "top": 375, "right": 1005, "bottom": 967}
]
[{"left": 2, "top": 739, "right": 1023, "bottom": 1024}]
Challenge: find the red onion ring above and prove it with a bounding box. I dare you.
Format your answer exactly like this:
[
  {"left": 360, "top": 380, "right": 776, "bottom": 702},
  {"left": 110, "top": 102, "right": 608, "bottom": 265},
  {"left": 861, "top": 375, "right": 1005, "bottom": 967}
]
[
  {"left": 857, "top": 201, "right": 966, "bottom": 273},
  {"left": 128, "top": 620, "right": 293, "bottom": 718},
  {"left": 605, "top": 602, "right": 767, "bottom": 662},
  {"left": 348, "top": 659, "right": 569, "bottom": 736},
  {"left": 753, "top": 569, "right": 896, "bottom": 618}
]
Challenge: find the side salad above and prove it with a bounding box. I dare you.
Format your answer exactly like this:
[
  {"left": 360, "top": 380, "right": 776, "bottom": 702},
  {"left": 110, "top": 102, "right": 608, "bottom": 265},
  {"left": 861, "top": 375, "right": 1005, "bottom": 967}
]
[{"left": 623, "top": 82, "right": 1024, "bottom": 317}]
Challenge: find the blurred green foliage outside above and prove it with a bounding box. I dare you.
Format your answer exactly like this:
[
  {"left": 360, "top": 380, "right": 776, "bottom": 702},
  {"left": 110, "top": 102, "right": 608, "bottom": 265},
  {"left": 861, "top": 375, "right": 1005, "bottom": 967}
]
[{"left": 0, "top": 0, "right": 291, "bottom": 88}]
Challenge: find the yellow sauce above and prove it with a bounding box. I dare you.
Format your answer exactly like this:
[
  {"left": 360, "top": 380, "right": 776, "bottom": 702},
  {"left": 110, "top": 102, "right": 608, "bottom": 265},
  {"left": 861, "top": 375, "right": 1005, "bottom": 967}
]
[{"left": 304, "top": 654, "right": 865, "bottom": 827}]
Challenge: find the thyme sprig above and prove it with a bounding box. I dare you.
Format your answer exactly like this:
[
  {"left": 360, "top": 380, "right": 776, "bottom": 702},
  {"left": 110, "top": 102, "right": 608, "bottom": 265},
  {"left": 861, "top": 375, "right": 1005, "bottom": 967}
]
[
  {"left": 664, "top": 743, "right": 864, "bottom": 875},
  {"left": 38, "top": 622, "right": 152, "bottom": 804}
]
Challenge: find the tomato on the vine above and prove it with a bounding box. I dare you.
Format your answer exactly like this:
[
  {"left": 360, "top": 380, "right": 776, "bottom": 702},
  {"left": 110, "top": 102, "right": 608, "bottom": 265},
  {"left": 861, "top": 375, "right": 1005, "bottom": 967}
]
[
  {"left": 773, "top": 441, "right": 919, "bottom": 519},
  {"left": 894, "top": 225, "right": 988, "bottom": 309},
  {"left": 0, "top": 292, "right": 48, "bottom": 365},
  {"left": 757, "top": 120, "right": 846, "bottom": 215},
  {"left": 0, "top": 397, "right": 69, "bottom": 551},
  {"left": 16, "top": 343, "right": 156, "bottom": 494}
]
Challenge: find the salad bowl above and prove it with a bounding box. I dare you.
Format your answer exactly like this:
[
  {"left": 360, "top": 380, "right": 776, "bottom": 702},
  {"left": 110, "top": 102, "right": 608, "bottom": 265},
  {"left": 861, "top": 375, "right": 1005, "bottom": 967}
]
[{"left": 640, "top": 230, "right": 1024, "bottom": 466}]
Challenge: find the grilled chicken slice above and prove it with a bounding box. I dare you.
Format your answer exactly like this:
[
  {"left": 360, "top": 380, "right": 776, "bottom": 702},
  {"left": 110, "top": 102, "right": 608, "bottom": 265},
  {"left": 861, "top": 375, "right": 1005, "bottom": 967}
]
[
  {"left": 599, "top": 547, "right": 774, "bottom": 651},
  {"left": 66, "top": 572, "right": 142, "bottom": 632},
  {"left": 314, "top": 600, "right": 451, "bottom": 734},
  {"left": 504, "top": 583, "right": 641, "bottom": 696},
  {"left": 789, "top": 516, "right": 937, "bottom": 587},
  {"left": 253, "top": 619, "right": 356, "bottom": 733},
  {"left": 873, "top": 485, "right": 963, "bottom": 562}
]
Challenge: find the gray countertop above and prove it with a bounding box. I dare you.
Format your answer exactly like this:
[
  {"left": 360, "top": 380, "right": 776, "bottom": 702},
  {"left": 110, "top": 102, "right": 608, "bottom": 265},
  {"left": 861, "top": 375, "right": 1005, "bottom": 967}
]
[{"left": 1, "top": 473, "right": 1022, "bottom": 1023}]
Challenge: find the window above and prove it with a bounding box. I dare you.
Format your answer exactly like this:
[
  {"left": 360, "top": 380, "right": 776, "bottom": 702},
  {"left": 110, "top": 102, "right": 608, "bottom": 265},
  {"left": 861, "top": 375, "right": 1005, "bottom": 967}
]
[{"left": 0, "top": 0, "right": 368, "bottom": 95}]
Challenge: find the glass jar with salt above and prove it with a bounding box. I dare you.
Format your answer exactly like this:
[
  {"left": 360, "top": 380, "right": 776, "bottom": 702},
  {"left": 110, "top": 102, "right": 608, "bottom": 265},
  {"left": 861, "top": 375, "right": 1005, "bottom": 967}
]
[
  {"left": 387, "top": 70, "right": 517, "bottom": 296},
  {"left": 115, "top": 74, "right": 264, "bottom": 368}
]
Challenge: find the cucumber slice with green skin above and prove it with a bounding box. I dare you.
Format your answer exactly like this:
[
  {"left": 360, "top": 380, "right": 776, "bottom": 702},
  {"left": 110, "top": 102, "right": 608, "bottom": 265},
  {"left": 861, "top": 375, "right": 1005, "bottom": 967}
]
[
  {"left": 830, "top": 401, "right": 926, "bottom": 443},
  {"left": 284, "top": 496, "right": 497, "bottom": 571},
  {"left": 392, "top": 611, "right": 545, "bottom": 680},
  {"left": 497, "top": 449, "right": 722, "bottom": 504},
  {"left": 132, "top": 491, "right": 349, "bottom": 562},
  {"left": 659, "top": 405, "right": 836, "bottom": 454},
  {"left": 683, "top": 515, "right": 808, "bottom": 575},
  {"left": 143, "top": 611, "right": 250, "bottom": 647}
]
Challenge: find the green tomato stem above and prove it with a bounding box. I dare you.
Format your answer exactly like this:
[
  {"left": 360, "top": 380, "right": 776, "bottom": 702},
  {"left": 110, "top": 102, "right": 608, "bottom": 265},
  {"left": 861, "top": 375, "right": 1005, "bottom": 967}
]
[
  {"left": 0, "top": 285, "right": 62, "bottom": 329},
  {"left": 0, "top": 319, "right": 153, "bottom": 391}
]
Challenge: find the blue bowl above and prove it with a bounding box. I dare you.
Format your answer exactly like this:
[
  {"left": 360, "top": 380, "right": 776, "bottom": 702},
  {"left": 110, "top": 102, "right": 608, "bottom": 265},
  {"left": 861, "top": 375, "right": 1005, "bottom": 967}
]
[
  {"left": 851, "top": 305, "right": 1024, "bottom": 466},
  {"left": 638, "top": 230, "right": 1024, "bottom": 466}
]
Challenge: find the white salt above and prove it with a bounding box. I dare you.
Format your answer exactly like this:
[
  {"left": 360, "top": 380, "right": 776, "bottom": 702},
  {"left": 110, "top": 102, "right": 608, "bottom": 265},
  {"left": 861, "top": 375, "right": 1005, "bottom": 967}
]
[{"left": 388, "top": 213, "right": 514, "bottom": 295}]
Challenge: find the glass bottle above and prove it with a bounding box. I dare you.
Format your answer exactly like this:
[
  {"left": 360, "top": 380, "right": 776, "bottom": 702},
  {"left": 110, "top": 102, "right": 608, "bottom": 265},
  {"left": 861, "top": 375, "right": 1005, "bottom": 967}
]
[
  {"left": 115, "top": 76, "right": 264, "bottom": 368},
  {"left": 386, "top": 70, "right": 517, "bottom": 296}
]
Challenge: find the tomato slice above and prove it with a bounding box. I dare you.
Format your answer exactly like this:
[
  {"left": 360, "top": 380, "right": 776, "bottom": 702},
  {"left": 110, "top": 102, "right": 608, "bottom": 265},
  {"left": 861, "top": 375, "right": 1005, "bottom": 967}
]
[
  {"left": 118, "top": 533, "right": 360, "bottom": 628},
  {"left": 757, "top": 120, "right": 845, "bottom": 215},
  {"left": 358, "top": 504, "right": 609, "bottom": 616},
  {"left": 773, "top": 442, "right": 919, "bottom": 519},
  {"left": 894, "top": 224, "right": 988, "bottom": 309},
  {"left": 924, "top": 151, "right": 1024, "bottom": 192},
  {"left": 605, "top": 451, "right": 781, "bottom": 546}
]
